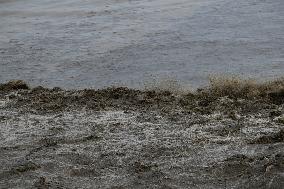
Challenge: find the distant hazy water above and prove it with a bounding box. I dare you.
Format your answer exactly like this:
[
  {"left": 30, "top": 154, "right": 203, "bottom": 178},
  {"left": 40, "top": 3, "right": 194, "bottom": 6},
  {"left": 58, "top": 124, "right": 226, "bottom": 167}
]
[{"left": 0, "top": 0, "right": 283, "bottom": 89}]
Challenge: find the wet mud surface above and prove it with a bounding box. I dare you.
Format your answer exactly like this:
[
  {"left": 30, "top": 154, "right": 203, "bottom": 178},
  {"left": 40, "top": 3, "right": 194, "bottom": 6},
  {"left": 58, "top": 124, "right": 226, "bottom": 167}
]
[
  {"left": 0, "top": 81, "right": 284, "bottom": 188},
  {"left": 0, "top": 0, "right": 284, "bottom": 89}
]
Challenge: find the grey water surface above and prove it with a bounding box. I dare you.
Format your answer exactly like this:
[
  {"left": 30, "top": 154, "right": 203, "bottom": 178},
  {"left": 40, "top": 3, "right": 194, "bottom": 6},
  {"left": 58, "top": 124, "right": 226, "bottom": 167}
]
[{"left": 0, "top": 0, "right": 283, "bottom": 89}]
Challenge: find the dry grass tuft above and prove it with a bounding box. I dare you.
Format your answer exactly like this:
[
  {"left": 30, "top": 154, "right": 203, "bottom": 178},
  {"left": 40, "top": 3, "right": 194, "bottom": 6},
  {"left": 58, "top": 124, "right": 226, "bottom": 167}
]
[{"left": 205, "top": 76, "right": 284, "bottom": 101}]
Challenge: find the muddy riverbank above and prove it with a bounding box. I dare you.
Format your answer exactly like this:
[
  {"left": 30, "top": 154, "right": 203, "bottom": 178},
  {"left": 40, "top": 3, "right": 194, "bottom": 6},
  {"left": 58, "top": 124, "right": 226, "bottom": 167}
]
[{"left": 0, "top": 79, "right": 284, "bottom": 188}]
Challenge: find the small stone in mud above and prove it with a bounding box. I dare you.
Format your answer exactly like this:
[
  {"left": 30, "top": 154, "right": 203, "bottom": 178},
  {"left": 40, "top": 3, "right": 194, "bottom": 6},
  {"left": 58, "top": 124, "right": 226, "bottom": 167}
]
[
  {"left": 11, "top": 162, "right": 41, "bottom": 174},
  {"left": 33, "top": 177, "right": 49, "bottom": 189},
  {"left": 227, "top": 110, "right": 240, "bottom": 120},
  {"left": 269, "top": 110, "right": 282, "bottom": 117},
  {"left": 132, "top": 161, "right": 157, "bottom": 173},
  {"left": 251, "top": 130, "right": 284, "bottom": 144},
  {"left": 277, "top": 116, "right": 284, "bottom": 124}
]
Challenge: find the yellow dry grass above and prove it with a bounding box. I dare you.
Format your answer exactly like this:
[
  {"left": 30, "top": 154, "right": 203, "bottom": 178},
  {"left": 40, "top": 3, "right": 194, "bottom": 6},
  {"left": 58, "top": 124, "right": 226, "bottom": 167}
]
[{"left": 207, "top": 76, "right": 284, "bottom": 99}]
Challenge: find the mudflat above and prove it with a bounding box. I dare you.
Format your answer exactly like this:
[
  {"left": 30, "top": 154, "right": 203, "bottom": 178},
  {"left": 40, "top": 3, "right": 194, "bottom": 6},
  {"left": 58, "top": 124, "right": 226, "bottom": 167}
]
[{"left": 0, "top": 79, "right": 284, "bottom": 188}]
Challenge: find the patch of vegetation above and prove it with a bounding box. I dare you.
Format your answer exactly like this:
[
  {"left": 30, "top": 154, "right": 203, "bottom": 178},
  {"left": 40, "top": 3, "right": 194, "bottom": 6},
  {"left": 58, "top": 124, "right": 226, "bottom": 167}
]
[
  {"left": 0, "top": 80, "right": 29, "bottom": 91},
  {"left": 202, "top": 76, "right": 284, "bottom": 102}
]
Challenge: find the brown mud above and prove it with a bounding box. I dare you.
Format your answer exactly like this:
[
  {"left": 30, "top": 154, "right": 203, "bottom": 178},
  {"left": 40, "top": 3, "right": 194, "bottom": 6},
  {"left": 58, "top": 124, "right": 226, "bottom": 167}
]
[{"left": 0, "top": 79, "right": 284, "bottom": 188}]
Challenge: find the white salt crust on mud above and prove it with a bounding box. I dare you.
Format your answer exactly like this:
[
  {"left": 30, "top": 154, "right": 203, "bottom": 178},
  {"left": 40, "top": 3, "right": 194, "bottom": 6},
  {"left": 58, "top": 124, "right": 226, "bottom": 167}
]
[{"left": 1, "top": 106, "right": 284, "bottom": 188}]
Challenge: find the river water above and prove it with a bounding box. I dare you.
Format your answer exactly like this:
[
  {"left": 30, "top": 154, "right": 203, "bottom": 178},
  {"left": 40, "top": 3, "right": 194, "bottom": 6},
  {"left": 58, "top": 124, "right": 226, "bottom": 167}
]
[{"left": 0, "top": 0, "right": 283, "bottom": 89}]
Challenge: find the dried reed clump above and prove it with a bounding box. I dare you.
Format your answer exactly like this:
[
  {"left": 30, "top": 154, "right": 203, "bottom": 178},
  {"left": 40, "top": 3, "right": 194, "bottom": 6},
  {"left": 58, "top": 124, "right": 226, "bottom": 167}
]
[{"left": 206, "top": 76, "right": 284, "bottom": 100}]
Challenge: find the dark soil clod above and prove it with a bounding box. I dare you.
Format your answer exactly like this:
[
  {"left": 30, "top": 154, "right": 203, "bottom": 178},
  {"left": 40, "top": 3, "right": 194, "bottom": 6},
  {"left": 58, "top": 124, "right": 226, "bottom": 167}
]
[
  {"left": 251, "top": 130, "right": 284, "bottom": 144},
  {"left": 268, "top": 89, "right": 284, "bottom": 104}
]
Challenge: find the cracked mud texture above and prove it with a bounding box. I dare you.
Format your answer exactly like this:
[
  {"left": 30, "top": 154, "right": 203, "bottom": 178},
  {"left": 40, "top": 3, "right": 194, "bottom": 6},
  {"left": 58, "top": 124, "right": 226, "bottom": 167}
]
[
  {"left": 0, "top": 0, "right": 283, "bottom": 88},
  {"left": 0, "top": 80, "right": 284, "bottom": 188}
]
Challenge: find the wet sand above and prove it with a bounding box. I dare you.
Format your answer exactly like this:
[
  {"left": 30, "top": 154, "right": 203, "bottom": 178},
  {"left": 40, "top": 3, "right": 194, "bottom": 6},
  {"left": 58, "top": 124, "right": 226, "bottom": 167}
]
[{"left": 0, "top": 0, "right": 283, "bottom": 89}]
